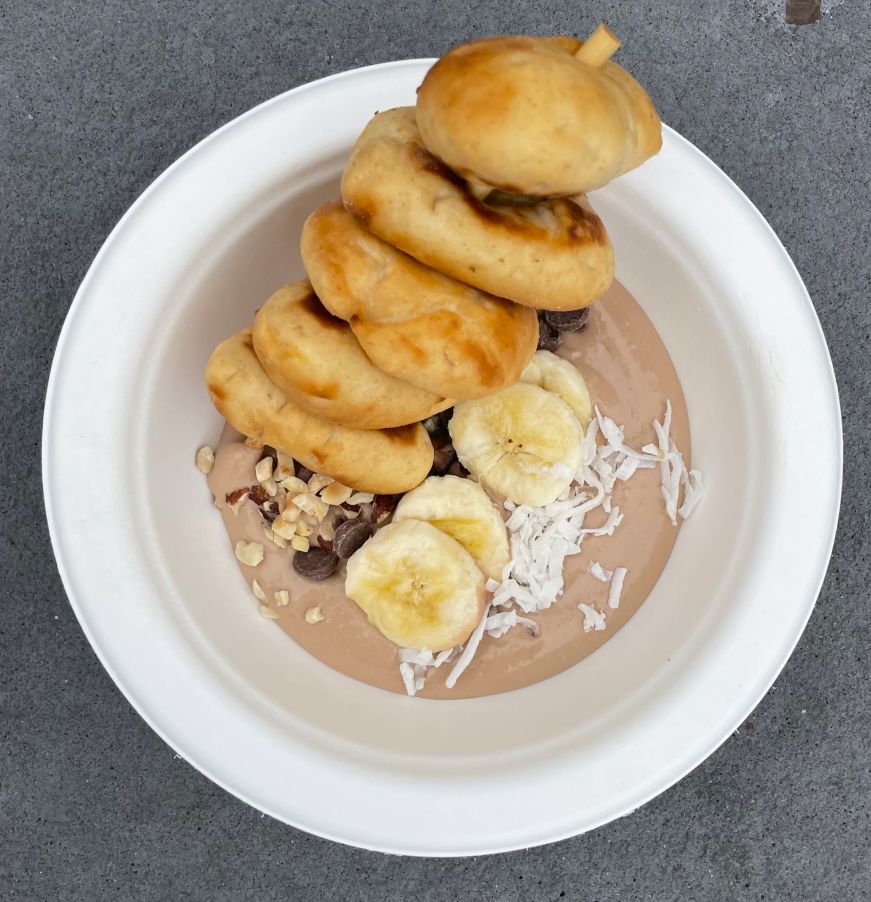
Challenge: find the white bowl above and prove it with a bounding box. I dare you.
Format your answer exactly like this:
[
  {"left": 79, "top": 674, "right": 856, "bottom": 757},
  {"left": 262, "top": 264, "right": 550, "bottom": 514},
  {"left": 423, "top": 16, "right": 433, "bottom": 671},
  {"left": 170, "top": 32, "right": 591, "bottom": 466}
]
[{"left": 43, "top": 60, "right": 842, "bottom": 855}]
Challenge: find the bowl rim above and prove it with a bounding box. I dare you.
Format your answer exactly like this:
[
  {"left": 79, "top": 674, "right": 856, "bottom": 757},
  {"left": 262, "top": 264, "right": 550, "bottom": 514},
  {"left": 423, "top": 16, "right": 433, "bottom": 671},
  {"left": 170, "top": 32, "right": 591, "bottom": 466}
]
[{"left": 42, "top": 58, "right": 843, "bottom": 856}]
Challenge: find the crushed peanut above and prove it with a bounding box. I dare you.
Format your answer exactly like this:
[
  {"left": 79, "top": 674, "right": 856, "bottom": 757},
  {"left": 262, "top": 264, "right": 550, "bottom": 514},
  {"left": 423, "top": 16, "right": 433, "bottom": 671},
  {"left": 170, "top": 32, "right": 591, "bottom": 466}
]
[
  {"left": 234, "top": 540, "right": 264, "bottom": 567},
  {"left": 347, "top": 492, "right": 375, "bottom": 505},
  {"left": 320, "top": 482, "right": 353, "bottom": 506},
  {"left": 261, "top": 478, "right": 278, "bottom": 498},
  {"left": 259, "top": 604, "right": 279, "bottom": 620},
  {"left": 275, "top": 451, "right": 295, "bottom": 480},
  {"left": 304, "top": 605, "right": 325, "bottom": 624},
  {"left": 254, "top": 457, "right": 274, "bottom": 483},
  {"left": 271, "top": 531, "right": 287, "bottom": 550},
  {"left": 343, "top": 509, "right": 360, "bottom": 520},
  {"left": 280, "top": 505, "right": 301, "bottom": 524},
  {"left": 227, "top": 493, "right": 247, "bottom": 515},
  {"left": 280, "top": 476, "right": 308, "bottom": 494},
  {"left": 272, "top": 519, "right": 297, "bottom": 541},
  {"left": 307, "top": 474, "right": 335, "bottom": 495},
  {"left": 292, "top": 493, "right": 329, "bottom": 521},
  {"left": 295, "top": 520, "right": 314, "bottom": 537},
  {"left": 252, "top": 580, "right": 266, "bottom": 601},
  {"left": 274, "top": 590, "right": 290, "bottom": 607},
  {"left": 291, "top": 535, "right": 310, "bottom": 553},
  {"left": 195, "top": 446, "right": 215, "bottom": 474},
  {"left": 319, "top": 519, "right": 336, "bottom": 542}
]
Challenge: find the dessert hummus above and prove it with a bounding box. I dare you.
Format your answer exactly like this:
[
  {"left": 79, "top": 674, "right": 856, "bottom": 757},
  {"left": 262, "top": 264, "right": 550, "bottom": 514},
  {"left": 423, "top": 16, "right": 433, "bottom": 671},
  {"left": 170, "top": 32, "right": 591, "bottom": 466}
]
[{"left": 197, "top": 26, "right": 704, "bottom": 699}]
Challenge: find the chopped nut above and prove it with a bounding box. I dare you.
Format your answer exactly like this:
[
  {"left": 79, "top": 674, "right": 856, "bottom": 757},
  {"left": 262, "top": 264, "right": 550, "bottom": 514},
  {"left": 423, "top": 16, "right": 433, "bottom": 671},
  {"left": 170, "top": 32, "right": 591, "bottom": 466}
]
[
  {"left": 280, "top": 476, "right": 308, "bottom": 494},
  {"left": 320, "top": 481, "right": 353, "bottom": 506},
  {"left": 319, "top": 519, "right": 336, "bottom": 542},
  {"left": 304, "top": 605, "right": 325, "bottom": 624},
  {"left": 307, "top": 474, "right": 335, "bottom": 495},
  {"left": 234, "top": 541, "right": 264, "bottom": 567},
  {"left": 343, "top": 509, "right": 360, "bottom": 520},
  {"left": 274, "top": 590, "right": 290, "bottom": 607},
  {"left": 226, "top": 489, "right": 248, "bottom": 515},
  {"left": 292, "top": 492, "right": 330, "bottom": 521},
  {"left": 252, "top": 580, "right": 266, "bottom": 601},
  {"left": 272, "top": 519, "right": 297, "bottom": 541},
  {"left": 271, "top": 532, "right": 288, "bottom": 549},
  {"left": 279, "top": 505, "right": 301, "bottom": 524},
  {"left": 259, "top": 604, "right": 279, "bottom": 620},
  {"left": 295, "top": 520, "right": 314, "bottom": 537},
  {"left": 195, "top": 445, "right": 215, "bottom": 474},
  {"left": 347, "top": 492, "right": 375, "bottom": 505},
  {"left": 275, "top": 451, "right": 295, "bottom": 480},
  {"left": 254, "top": 457, "right": 274, "bottom": 483},
  {"left": 291, "top": 535, "right": 310, "bottom": 553},
  {"left": 261, "top": 478, "right": 278, "bottom": 498}
]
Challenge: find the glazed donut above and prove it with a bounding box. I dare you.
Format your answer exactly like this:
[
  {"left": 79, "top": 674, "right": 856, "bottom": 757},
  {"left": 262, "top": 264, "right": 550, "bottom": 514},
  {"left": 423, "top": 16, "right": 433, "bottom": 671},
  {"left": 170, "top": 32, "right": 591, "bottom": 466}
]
[
  {"left": 341, "top": 107, "right": 614, "bottom": 310},
  {"left": 300, "top": 202, "right": 538, "bottom": 399},
  {"left": 415, "top": 32, "right": 662, "bottom": 197},
  {"left": 252, "top": 280, "right": 452, "bottom": 429},
  {"left": 205, "top": 329, "right": 434, "bottom": 494}
]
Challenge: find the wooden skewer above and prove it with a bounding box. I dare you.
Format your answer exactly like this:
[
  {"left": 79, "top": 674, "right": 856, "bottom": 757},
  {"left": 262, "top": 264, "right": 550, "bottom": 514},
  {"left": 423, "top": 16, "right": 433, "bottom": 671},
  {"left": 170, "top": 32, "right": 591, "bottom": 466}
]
[{"left": 575, "top": 23, "right": 621, "bottom": 67}]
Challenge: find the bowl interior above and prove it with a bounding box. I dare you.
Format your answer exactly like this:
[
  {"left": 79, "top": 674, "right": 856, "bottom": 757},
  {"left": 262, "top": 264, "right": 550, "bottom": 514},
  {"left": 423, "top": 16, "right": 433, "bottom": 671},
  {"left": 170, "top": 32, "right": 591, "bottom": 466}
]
[{"left": 45, "top": 61, "right": 840, "bottom": 853}]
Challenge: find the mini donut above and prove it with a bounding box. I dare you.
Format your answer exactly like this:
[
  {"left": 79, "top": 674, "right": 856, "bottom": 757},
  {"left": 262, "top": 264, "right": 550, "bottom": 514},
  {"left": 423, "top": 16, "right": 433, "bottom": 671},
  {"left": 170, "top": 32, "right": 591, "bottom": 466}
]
[
  {"left": 416, "top": 35, "right": 662, "bottom": 197},
  {"left": 300, "top": 202, "right": 538, "bottom": 399},
  {"left": 205, "top": 329, "right": 433, "bottom": 494},
  {"left": 252, "top": 281, "right": 452, "bottom": 429},
  {"left": 340, "top": 107, "right": 614, "bottom": 311}
]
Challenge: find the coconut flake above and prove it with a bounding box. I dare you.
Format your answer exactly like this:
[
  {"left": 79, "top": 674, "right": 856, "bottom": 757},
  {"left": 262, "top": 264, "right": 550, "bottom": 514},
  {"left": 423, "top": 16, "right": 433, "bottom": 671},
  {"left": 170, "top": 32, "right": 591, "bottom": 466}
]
[
  {"left": 578, "top": 603, "right": 607, "bottom": 632},
  {"left": 397, "top": 646, "right": 459, "bottom": 696},
  {"left": 607, "top": 567, "right": 628, "bottom": 609},
  {"left": 679, "top": 469, "right": 705, "bottom": 519},
  {"left": 445, "top": 606, "right": 490, "bottom": 689},
  {"left": 588, "top": 561, "right": 613, "bottom": 583}
]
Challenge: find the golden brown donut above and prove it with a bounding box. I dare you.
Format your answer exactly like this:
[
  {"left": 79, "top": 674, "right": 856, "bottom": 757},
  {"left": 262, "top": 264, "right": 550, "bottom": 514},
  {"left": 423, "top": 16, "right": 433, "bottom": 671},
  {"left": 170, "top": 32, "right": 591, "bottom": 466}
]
[
  {"left": 300, "top": 202, "right": 538, "bottom": 399},
  {"left": 205, "top": 329, "right": 434, "bottom": 494},
  {"left": 416, "top": 35, "right": 662, "bottom": 197},
  {"left": 252, "top": 280, "right": 451, "bottom": 428},
  {"left": 341, "top": 107, "right": 614, "bottom": 310}
]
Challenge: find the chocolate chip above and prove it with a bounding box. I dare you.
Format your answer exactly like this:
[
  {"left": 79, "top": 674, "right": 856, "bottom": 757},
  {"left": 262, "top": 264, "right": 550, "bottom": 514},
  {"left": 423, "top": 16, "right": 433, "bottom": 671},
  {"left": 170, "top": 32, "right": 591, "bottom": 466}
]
[
  {"left": 295, "top": 462, "right": 314, "bottom": 482},
  {"left": 333, "top": 519, "right": 373, "bottom": 559},
  {"left": 431, "top": 442, "right": 457, "bottom": 475},
  {"left": 447, "top": 459, "right": 470, "bottom": 479},
  {"left": 543, "top": 307, "right": 590, "bottom": 333},
  {"left": 537, "top": 316, "right": 563, "bottom": 352},
  {"left": 371, "top": 493, "right": 400, "bottom": 525},
  {"left": 422, "top": 408, "right": 454, "bottom": 438},
  {"left": 292, "top": 546, "right": 339, "bottom": 581},
  {"left": 316, "top": 535, "right": 334, "bottom": 554}
]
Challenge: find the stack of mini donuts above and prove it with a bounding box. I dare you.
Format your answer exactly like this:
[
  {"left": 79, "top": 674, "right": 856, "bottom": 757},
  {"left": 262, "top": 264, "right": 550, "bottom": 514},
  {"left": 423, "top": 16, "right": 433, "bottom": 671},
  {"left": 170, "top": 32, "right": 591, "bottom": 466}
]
[{"left": 206, "top": 25, "right": 661, "bottom": 495}]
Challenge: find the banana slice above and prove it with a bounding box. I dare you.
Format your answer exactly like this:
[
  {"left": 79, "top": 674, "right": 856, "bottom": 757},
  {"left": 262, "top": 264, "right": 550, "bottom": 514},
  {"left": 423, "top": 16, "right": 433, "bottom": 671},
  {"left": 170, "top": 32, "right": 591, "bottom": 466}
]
[
  {"left": 345, "top": 519, "right": 485, "bottom": 650},
  {"left": 449, "top": 382, "right": 582, "bottom": 507},
  {"left": 393, "top": 475, "right": 510, "bottom": 581},
  {"left": 520, "top": 350, "right": 593, "bottom": 429}
]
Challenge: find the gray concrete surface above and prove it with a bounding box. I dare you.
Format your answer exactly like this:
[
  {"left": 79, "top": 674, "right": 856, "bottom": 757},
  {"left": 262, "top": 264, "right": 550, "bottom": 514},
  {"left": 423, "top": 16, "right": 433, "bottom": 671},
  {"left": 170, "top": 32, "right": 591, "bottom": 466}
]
[{"left": 2, "top": 1, "right": 869, "bottom": 899}]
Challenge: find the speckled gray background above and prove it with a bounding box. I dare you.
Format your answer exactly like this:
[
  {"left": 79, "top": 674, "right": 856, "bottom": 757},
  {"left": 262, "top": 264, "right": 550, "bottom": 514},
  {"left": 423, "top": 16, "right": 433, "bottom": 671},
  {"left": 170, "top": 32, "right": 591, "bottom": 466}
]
[{"left": 2, "top": 1, "right": 869, "bottom": 899}]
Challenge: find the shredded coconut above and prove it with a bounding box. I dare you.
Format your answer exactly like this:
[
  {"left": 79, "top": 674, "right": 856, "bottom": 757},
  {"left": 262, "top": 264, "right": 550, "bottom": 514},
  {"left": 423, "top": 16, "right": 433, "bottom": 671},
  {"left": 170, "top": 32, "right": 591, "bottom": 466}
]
[
  {"left": 578, "top": 603, "right": 607, "bottom": 632},
  {"left": 398, "top": 400, "right": 703, "bottom": 695},
  {"left": 398, "top": 646, "right": 459, "bottom": 696},
  {"left": 588, "top": 561, "right": 613, "bottom": 583},
  {"left": 445, "top": 607, "right": 490, "bottom": 689},
  {"left": 607, "top": 567, "right": 628, "bottom": 609}
]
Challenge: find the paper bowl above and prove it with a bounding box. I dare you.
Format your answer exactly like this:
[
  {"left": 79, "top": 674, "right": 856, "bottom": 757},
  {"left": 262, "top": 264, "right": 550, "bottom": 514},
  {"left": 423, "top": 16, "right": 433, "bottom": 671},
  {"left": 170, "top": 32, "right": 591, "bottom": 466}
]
[{"left": 43, "top": 60, "right": 841, "bottom": 855}]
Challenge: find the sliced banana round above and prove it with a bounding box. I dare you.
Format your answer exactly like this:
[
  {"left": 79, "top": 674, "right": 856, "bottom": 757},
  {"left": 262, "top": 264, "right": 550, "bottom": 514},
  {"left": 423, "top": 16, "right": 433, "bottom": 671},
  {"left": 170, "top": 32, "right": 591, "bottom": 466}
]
[
  {"left": 345, "top": 519, "right": 485, "bottom": 651},
  {"left": 520, "top": 350, "right": 593, "bottom": 429},
  {"left": 449, "top": 382, "right": 582, "bottom": 507},
  {"left": 393, "top": 475, "right": 510, "bottom": 581}
]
